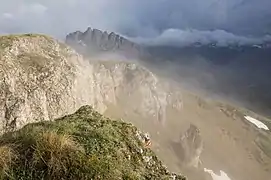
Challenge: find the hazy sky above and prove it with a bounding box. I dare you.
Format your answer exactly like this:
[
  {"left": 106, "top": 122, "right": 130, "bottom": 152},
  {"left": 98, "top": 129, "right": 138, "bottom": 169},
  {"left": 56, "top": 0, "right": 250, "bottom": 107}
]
[{"left": 0, "top": 0, "right": 270, "bottom": 45}]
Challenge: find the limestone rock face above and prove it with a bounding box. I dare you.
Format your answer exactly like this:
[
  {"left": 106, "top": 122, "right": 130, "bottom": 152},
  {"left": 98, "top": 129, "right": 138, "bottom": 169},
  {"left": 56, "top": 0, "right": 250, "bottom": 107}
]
[
  {"left": 0, "top": 34, "right": 182, "bottom": 134},
  {"left": 0, "top": 35, "right": 94, "bottom": 133},
  {"left": 180, "top": 124, "right": 203, "bottom": 168}
]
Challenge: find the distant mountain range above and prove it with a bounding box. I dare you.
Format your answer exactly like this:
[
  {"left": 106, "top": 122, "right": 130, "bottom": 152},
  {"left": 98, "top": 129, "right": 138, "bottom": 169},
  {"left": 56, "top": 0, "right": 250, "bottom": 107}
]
[{"left": 66, "top": 27, "right": 271, "bottom": 116}]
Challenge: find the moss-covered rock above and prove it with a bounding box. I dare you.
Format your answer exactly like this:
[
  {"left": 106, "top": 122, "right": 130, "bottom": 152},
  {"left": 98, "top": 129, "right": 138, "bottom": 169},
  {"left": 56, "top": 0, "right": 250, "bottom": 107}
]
[{"left": 0, "top": 105, "right": 186, "bottom": 180}]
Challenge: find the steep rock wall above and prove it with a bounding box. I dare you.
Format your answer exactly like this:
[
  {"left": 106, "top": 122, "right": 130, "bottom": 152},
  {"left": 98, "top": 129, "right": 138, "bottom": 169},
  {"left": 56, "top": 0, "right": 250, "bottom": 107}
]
[{"left": 0, "top": 34, "right": 182, "bottom": 134}]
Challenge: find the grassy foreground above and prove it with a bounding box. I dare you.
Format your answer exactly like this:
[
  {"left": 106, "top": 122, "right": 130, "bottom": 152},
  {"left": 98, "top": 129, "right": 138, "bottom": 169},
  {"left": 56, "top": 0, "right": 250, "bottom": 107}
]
[{"left": 0, "top": 106, "right": 186, "bottom": 180}]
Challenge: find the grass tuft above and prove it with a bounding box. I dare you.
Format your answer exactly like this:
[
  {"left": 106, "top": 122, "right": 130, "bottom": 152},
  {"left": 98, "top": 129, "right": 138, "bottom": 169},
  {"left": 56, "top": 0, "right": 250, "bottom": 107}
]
[
  {"left": 32, "top": 131, "right": 84, "bottom": 177},
  {"left": 0, "top": 145, "right": 16, "bottom": 178}
]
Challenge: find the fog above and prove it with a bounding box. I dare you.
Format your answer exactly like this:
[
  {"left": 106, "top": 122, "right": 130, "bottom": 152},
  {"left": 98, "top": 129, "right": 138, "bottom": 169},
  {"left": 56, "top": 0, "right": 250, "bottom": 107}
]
[{"left": 0, "top": 0, "right": 270, "bottom": 46}]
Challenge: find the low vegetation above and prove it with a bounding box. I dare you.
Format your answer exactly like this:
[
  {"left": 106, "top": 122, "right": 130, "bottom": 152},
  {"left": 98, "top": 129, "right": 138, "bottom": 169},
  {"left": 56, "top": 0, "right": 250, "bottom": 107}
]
[{"left": 0, "top": 105, "right": 186, "bottom": 180}]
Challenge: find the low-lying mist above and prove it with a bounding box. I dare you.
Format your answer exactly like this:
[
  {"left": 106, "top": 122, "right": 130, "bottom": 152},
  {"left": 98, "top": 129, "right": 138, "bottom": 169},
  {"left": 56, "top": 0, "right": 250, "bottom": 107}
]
[
  {"left": 142, "top": 51, "right": 271, "bottom": 117},
  {"left": 87, "top": 48, "right": 271, "bottom": 118},
  {"left": 65, "top": 24, "right": 271, "bottom": 118}
]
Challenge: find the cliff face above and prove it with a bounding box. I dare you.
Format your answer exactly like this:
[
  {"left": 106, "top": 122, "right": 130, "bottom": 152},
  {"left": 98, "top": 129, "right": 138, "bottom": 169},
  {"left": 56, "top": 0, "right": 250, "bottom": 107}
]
[
  {"left": 0, "top": 34, "right": 182, "bottom": 134},
  {"left": 0, "top": 34, "right": 81, "bottom": 133}
]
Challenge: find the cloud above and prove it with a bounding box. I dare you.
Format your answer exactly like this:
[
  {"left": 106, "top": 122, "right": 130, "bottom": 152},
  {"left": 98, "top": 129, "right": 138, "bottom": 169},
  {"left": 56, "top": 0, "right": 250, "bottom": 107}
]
[
  {"left": 0, "top": 0, "right": 270, "bottom": 45},
  {"left": 0, "top": 2, "right": 48, "bottom": 35},
  {"left": 2, "top": 13, "right": 13, "bottom": 19},
  {"left": 26, "top": 3, "right": 47, "bottom": 14},
  {"left": 1, "top": 3, "right": 47, "bottom": 19},
  {"left": 130, "top": 29, "right": 271, "bottom": 47}
]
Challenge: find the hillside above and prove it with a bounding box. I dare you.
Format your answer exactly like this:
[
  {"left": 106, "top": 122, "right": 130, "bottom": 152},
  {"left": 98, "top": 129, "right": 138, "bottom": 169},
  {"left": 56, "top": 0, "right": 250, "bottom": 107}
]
[{"left": 0, "top": 105, "right": 185, "bottom": 180}]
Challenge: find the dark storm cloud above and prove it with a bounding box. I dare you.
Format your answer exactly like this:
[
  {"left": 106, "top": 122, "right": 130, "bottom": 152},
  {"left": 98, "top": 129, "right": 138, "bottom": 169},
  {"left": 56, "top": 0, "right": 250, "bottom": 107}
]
[{"left": 0, "top": 0, "right": 270, "bottom": 45}]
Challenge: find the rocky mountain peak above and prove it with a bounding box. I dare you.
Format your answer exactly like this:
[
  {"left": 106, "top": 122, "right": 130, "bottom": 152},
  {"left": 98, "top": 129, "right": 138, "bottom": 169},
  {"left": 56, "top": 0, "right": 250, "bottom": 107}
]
[{"left": 66, "top": 27, "right": 141, "bottom": 57}]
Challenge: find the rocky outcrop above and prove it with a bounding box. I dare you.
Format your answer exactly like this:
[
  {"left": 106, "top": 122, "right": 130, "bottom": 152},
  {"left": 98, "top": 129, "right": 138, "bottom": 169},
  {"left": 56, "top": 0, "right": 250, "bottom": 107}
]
[
  {"left": 0, "top": 34, "right": 182, "bottom": 134},
  {"left": 66, "top": 27, "right": 142, "bottom": 58},
  {"left": 179, "top": 124, "right": 203, "bottom": 168}
]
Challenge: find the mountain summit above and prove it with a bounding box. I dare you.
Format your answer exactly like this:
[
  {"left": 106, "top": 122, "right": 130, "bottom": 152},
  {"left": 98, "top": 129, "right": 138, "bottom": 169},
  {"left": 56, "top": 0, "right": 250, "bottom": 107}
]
[{"left": 66, "top": 27, "right": 142, "bottom": 58}]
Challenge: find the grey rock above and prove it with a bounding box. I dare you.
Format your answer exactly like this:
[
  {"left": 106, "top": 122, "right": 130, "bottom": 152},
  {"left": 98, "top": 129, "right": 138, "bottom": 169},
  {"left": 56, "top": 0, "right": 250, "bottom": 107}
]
[
  {"left": 179, "top": 124, "right": 203, "bottom": 168},
  {"left": 65, "top": 27, "right": 141, "bottom": 57}
]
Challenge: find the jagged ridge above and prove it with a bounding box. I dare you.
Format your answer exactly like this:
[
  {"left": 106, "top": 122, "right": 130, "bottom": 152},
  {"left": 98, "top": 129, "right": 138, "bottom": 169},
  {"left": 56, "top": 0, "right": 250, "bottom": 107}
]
[{"left": 66, "top": 27, "right": 142, "bottom": 57}]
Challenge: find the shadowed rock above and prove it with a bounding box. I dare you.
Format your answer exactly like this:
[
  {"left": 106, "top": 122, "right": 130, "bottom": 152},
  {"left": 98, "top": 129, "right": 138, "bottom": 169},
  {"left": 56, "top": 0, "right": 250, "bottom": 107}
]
[{"left": 180, "top": 124, "right": 203, "bottom": 168}]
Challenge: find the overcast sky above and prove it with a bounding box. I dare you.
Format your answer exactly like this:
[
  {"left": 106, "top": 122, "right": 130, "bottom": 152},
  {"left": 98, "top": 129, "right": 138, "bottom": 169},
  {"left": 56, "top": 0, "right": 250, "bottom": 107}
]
[{"left": 0, "top": 0, "right": 270, "bottom": 46}]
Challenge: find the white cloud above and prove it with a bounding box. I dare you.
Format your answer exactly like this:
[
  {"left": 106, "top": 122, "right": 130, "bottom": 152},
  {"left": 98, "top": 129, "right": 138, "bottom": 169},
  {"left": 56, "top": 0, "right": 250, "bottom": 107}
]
[
  {"left": 3, "top": 3, "right": 47, "bottom": 17},
  {"left": 2, "top": 13, "right": 13, "bottom": 19},
  {"left": 26, "top": 3, "right": 47, "bottom": 14},
  {"left": 130, "top": 29, "right": 271, "bottom": 47}
]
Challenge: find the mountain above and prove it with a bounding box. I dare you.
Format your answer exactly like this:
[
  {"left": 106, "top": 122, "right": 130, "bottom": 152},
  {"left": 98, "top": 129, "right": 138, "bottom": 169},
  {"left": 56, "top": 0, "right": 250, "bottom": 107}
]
[
  {"left": 65, "top": 28, "right": 271, "bottom": 180},
  {"left": 1, "top": 33, "right": 271, "bottom": 180},
  {"left": 66, "top": 27, "right": 271, "bottom": 116},
  {"left": 66, "top": 27, "right": 144, "bottom": 58},
  {"left": 0, "top": 105, "right": 186, "bottom": 179}
]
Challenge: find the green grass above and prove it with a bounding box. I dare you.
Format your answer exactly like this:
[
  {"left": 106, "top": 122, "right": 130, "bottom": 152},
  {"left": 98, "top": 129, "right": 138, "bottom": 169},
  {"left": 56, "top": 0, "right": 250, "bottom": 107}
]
[{"left": 0, "top": 106, "right": 186, "bottom": 180}]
